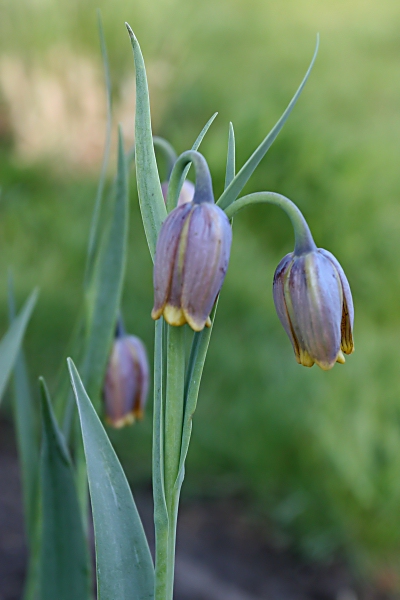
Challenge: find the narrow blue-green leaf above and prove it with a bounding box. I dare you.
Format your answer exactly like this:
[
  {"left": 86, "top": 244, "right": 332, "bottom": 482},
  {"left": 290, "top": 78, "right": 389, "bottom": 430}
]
[
  {"left": 178, "top": 112, "right": 218, "bottom": 197},
  {"left": 126, "top": 23, "right": 166, "bottom": 261},
  {"left": 217, "top": 36, "right": 319, "bottom": 210},
  {"left": 39, "top": 378, "right": 90, "bottom": 600},
  {"left": 8, "top": 278, "right": 38, "bottom": 544},
  {"left": 176, "top": 301, "right": 218, "bottom": 490},
  {"left": 225, "top": 122, "right": 235, "bottom": 188},
  {"left": 82, "top": 127, "right": 128, "bottom": 408},
  {"left": 85, "top": 10, "right": 113, "bottom": 287},
  {"left": 176, "top": 117, "right": 236, "bottom": 488},
  {"left": 192, "top": 112, "right": 218, "bottom": 150},
  {"left": 0, "top": 288, "right": 38, "bottom": 404},
  {"left": 68, "top": 359, "right": 154, "bottom": 600}
]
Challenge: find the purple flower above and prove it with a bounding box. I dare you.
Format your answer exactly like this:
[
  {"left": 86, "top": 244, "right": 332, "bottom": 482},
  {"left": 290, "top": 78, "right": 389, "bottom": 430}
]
[
  {"left": 103, "top": 333, "right": 149, "bottom": 428},
  {"left": 151, "top": 200, "right": 232, "bottom": 331},
  {"left": 273, "top": 248, "right": 354, "bottom": 370}
]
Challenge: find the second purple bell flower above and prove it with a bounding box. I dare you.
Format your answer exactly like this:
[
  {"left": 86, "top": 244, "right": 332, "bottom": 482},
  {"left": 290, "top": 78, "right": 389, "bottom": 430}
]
[{"left": 273, "top": 248, "right": 354, "bottom": 370}]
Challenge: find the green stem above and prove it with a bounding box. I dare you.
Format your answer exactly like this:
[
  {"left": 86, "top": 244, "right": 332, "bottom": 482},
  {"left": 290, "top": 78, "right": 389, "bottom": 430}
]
[
  {"left": 225, "top": 191, "right": 316, "bottom": 255},
  {"left": 166, "top": 150, "right": 214, "bottom": 212},
  {"left": 153, "top": 319, "right": 169, "bottom": 599},
  {"left": 163, "top": 324, "right": 186, "bottom": 598}
]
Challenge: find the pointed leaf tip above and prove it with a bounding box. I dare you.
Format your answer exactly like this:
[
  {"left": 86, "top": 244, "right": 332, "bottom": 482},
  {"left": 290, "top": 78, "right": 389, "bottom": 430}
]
[{"left": 125, "top": 22, "right": 134, "bottom": 39}]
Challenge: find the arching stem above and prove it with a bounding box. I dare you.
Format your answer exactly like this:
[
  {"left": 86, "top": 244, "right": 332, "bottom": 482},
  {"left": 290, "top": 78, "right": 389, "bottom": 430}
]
[
  {"left": 225, "top": 192, "right": 316, "bottom": 255},
  {"left": 167, "top": 150, "right": 214, "bottom": 212}
]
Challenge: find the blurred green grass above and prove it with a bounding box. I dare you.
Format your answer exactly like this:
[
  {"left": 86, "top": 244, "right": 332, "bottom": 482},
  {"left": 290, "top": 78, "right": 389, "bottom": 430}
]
[{"left": 2, "top": 0, "right": 400, "bottom": 584}]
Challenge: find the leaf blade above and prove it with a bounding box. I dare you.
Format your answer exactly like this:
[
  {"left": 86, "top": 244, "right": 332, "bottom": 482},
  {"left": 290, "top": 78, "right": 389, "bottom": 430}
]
[
  {"left": 39, "top": 378, "right": 90, "bottom": 600},
  {"left": 7, "top": 280, "right": 38, "bottom": 544},
  {"left": 82, "top": 127, "right": 129, "bottom": 408},
  {"left": 126, "top": 23, "right": 166, "bottom": 260},
  {"left": 0, "top": 288, "right": 38, "bottom": 404},
  {"left": 217, "top": 36, "right": 319, "bottom": 210},
  {"left": 68, "top": 359, "right": 154, "bottom": 600}
]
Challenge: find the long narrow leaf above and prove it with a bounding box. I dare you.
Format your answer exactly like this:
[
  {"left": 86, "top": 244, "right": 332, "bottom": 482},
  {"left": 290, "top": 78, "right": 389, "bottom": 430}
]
[
  {"left": 0, "top": 288, "right": 38, "bottom": 404},
  {"left": 176, "top": 119, "right": 236, "bottom": 488},
  {"left": 225, "top": 122, "right": 236, "bottom": 188},
  {"left": 177, "top": 112, "right": 218, "bottom": 197},
  {"left": 68, "top": 359, "right": 154, "bottom": 600},
  {"left": 82, "top": 127, "right": 128, "bottom": 408},
  {"left": 85, "top": 10, "right": 113, "bottom": 286},
  {"left": 8, "top": 280, "right": 38, "bottom": 544},
  {"left": 217, "top": 36, "right": 319, "bottom": 210},
  {"left": 126, "top": 23, "right": 166, "bottom": 261},
  {"left": 39, "top": 378, "right": 90, "bottom": 600}
]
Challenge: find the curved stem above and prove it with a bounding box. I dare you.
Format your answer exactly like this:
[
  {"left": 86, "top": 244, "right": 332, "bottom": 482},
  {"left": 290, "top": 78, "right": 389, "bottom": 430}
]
[
  {"left": 167, "top": 150, "right": 214, "bottom": 212},
  {"left": 153, "top": 137, "right": 178, "bottom": 179},
  {"left": 225, "top": 191, "right": 316, "bottom": 255}
]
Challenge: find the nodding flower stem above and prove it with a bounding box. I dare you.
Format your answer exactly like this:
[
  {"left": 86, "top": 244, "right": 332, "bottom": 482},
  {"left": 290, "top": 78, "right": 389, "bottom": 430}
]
[
  {"left": 166, "top": 150, "right": 214, "bottom": 212},
  {"left": 153, "top": 136, "right": 178, "bottom": 179},
  {"left": 225, "top": 192, "right": 316, "bottom": 256}
]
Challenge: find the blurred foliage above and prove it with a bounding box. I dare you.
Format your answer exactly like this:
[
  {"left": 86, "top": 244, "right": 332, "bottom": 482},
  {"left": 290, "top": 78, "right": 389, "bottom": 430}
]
[{"left": 1, "top": 0, "right": 400, "bottom": 586}]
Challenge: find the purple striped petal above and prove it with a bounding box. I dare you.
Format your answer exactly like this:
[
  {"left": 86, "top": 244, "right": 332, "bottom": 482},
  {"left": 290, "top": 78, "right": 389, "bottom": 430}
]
[
  {"left": 151, "top": 203, "right": 193, "bottom": 320},
  {"left": 273, "top": 253, "right": 299, "bottom": 359},
  {"left": 181, "top": 203, "right": 232, "bottom": 331},
  {"left": 318, "top": 248, "right": 354, "bottom": 354},
  {"left": 287, "top": 252, "right": 343, "bottom": 370}
]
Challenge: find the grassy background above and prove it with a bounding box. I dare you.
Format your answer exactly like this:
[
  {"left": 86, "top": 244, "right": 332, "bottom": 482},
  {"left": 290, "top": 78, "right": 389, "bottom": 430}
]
[{"left": 2, "top": 0, "right": 400, "bottom": 586}]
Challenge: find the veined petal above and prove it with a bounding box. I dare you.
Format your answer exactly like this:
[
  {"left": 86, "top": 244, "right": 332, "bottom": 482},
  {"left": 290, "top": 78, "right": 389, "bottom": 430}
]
[
  {"left": 286, "top": 252, "right": 343, "bottom": 370},
  {"left": 151, "top": 203, "right": 193, "bottom": 320},
  {"left": 181, "top": 203, "right": 232, "bottom": 331},
  {"left": 104, "top": 338, "right": 137, "bottom": 426},
  {"left": 126, "top": 335, "right": 149, "bottom": 419},
  {"left": 273, "top": 253, "right": 300, "bottom": 358},
  {"left": 318, "top": 248, "right": 354, "bottom": 355}
]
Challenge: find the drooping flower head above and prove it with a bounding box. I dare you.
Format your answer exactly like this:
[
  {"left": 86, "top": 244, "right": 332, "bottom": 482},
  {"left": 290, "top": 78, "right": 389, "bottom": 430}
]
[
  {"left": 152, "top": 152, "right": 232, "bottom": 332},
  {"left": 273, "top": 247, "right": 354, "bottom": 370},
  {"left": 103, "top": 322, "right": 149, "bottom": 428}
]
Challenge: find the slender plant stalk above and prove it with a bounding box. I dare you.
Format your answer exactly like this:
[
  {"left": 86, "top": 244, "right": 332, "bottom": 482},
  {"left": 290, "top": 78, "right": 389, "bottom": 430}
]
[
  {"left": 153, "top": 320, "right": 169, "bottom": 599},
  {"left": 225, "top": 191, "right": 316, "bottom": 255},
  {"left": 163, "top": 325, "right": 186, "bottom": 599}
]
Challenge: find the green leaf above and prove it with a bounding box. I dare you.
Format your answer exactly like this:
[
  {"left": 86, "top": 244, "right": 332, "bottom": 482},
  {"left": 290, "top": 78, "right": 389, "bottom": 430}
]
[
  {"left": 39, "top": 378, "right": 90, "bottom": 600},
  {"left": 0, "top": 288, "right": 38, "bottom": 405},
  {"left": 82, "top": 126, "right": 129, "bottom": 408},
  {"left": 175, "top": 112, "right": 218, "bottom": 202},
  {"left": 8, "top": 279, "right": 38, "bottom": 545},
  {"left": 85, "top": 9, "right": 113, "bottom": 287},
  {"left": 225, "top": 122, "right": 236, "bottom": 188},
  {"left": 217, "top": 36, "right": 319, "bottom": 210},
  {"left": 68, "top": 359, "right": 154, "bottom": 600},
  {"left": 126, "top": 23, "right": 166, "bottom": 261},
  {"left": 176, "top": 119, "right": 235, "bottom": 489}
]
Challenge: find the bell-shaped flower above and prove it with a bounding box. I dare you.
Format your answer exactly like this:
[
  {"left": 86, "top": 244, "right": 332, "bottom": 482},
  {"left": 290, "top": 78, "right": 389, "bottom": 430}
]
[
  {"left": 152, "top": 165, "right": 232, "bottom": 331},
  {"left": 103, "top": 330, "right": 149, "bottom": 428},
  {"left": 273, "top": 248, "right": 354, "bottom": 370}
]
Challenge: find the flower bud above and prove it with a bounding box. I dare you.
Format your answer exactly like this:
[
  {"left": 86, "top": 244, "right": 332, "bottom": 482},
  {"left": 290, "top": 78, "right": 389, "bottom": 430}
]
[
  {"left": 273, "top": 248, "right": 354, "bottom": 370},
  {"left": 161, "top": 180, "right": 195, "bottom": 207},
  {"left": 151, "top": 200, "right": 232, "bottom": 332},
  {"left": 103, "top": 332, "right": 149, "bottom": 428}
]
